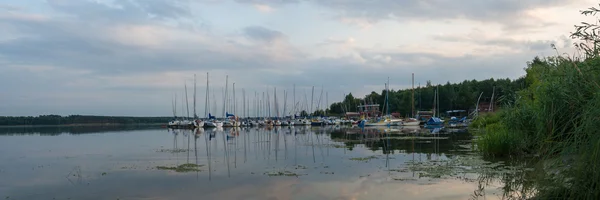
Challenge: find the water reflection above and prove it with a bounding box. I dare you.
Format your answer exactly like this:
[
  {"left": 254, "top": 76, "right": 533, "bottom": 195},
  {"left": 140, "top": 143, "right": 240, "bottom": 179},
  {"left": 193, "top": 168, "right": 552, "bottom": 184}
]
[{"left": 0, "top": 126, "right": 530, "bottom": 200}]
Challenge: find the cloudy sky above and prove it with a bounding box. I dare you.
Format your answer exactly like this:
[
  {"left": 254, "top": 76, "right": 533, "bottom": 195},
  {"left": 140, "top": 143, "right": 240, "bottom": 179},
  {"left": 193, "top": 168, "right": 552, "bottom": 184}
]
[{"left": 0, "top": 0, "right": 594, "bottom": 116}]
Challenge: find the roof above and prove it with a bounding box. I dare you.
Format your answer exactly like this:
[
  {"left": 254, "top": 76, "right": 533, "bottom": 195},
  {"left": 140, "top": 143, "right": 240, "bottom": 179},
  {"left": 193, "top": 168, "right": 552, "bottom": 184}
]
[
  {"left": 428, "top": 117, "right": 442, "bottom": 123},
  {"left": 357, "top": 104, "right": 380, "bottom": 108},
  {"left": 345, "top": 112, "right": 360, "bottom": 116},
  {"left": 446, "top": 110, "right": 466, "bottom": 113}
]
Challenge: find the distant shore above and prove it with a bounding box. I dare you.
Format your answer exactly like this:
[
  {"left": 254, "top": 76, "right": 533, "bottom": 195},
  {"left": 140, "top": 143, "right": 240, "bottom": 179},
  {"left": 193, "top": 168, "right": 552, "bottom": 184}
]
[{"left": 0, "top": 123, "right": 166, "bottom": 128}]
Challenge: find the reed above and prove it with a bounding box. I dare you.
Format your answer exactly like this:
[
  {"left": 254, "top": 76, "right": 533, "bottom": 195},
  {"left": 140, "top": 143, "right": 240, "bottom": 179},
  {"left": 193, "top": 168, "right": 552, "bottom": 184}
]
[{"left": 477, "top": 54, "right": 600, "bottom": 199}]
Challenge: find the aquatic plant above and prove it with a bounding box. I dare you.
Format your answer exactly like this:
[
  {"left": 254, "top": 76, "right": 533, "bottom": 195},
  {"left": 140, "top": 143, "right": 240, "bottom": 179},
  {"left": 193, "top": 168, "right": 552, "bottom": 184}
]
[
  {"left": 263, "top": 170, "right": 305, "bottom": 177},
  {"left": 469, "top": 113, "right": 500, "bottom": 129},
  {"left": 476, "top": 123, "right": 525, "bottom": 157},
  {"left": 349, "top": 155, "right": 379, "bottom": 162},
  {"left": 156, "top": 163, "right": 203, "bottom": 172}
]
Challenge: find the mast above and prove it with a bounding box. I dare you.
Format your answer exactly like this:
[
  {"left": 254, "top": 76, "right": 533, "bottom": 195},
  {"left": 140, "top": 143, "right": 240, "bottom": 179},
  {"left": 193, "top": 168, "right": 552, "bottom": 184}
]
[
  {"left": 489, "top": 86, "right": 495, "bottom": 112},
  {"left": 233, "top": 82, "right": 236, "bottom": 117},
  {"left": 193, "top": 74, "right": 197, "bottom": 119},
  {"left": 293, "top": 84, "right": 296, "bottom": 117},
  {"left": 411, "top": 73, "right": 415, "bottom": 118},
  {"left": 205, "top": 72, "right": 209, "bottom": 118},
  {"left": 418, "top": 83, "right": 421, "bottom": 111},
  {"left": 267, "top": 89, "right": 271, "bottom": 118},
  {"left": 436, "top": 86, "right": 439, "bottom": 117},
  {"left": 310, "top": 86, "right": 314, "bottom": 116},
  {"left": 173, "top": 93, "right": 178, "bottom": 118},
  {"left": 475, "top": 92, "right": 484, "bottom": 118},
  {"left": 274, "top": 87, "right": 279, "bottom": 118},
  {"left": 432, "top": 87, "right": 436, "bottom": 118},
  {"left": 325, "top": 92, "right": 328, "bottom": 116},
  {"left": 243, "top": 89, "right": 246, "bottom": 119},
  {"left": 223, "top": 75, "right": 228, "bottom": 118},
  {"left": 283, "top": 90, "right": 287, "bottom": 118},
  {"left": 387, "top": 77, "right": 390, "bottom": 116},
  {"left": 213, "top": 88, "right": 217, "bottom": 117},
  {"left": 185, "top": 82, "right": 190, "bottom": 119},
  {"left": 318, "top": 86, "right": 324, "bottom": 114}
]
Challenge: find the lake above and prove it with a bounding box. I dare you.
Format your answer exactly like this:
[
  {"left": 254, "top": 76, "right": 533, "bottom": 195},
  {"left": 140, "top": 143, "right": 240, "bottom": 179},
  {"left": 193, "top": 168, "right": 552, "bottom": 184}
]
[{"left": 0, "top": 126, "right": 531, "bottom": 200}]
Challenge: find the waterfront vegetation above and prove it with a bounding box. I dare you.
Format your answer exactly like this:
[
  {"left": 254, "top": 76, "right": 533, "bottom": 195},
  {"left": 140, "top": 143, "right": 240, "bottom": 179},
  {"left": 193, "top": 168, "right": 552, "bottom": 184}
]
[
  {"left": 472, "top": 6, "right": 600, "bottom": 199},
  {"left": 0, "top": 115, "right": 172, "bottom": 126},
  {"left": 327, "top": 77, "right": 525, "bottom": 116}
]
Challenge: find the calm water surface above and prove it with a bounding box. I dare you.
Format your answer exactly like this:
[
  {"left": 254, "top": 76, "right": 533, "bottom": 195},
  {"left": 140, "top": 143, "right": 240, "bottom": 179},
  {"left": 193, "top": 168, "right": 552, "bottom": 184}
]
[{"left": 0, "top": 126, "right": 525, "bottom": 200}]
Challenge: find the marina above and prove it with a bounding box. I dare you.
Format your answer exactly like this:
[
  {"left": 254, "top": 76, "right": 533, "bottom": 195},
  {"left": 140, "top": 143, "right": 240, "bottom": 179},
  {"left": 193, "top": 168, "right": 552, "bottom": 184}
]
[{"left": 0, "top": 125, "right": 528, "bottom": 200}]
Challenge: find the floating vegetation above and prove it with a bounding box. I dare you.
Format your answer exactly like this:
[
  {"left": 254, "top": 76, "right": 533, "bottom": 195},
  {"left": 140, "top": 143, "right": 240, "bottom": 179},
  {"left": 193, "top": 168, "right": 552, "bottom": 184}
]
[
  {"left": 156, "top": 148, "right": 190, "bottom": 153},
  {"left": 320, "top": 171, "right": 334, "bottom": 174},
  {"left": 403, "top": 155, "right": 519, "bottom": 180},
  {"left": 156, "top": 163, "right": 203, "bottom": 172},
  {"left": 301, "top": 143, "right": 347, "bottom": 148},
  {"left": 387, "top": 169, "right": 408, "bottom": 173},
  {"left": 294, "top": 165, "right": 308, "bottom": 170},
  {"left": 101, "top": 172, "right": 107, "bottom": 176},
  {"left": 349, "top": 155, "right": 379, "bottom": 162},
  {"left": 392, "top": 177, "right": 417, "bottom": 181},
  {"left": 263, "top": 170, "right": 305, "bottom": 177}
]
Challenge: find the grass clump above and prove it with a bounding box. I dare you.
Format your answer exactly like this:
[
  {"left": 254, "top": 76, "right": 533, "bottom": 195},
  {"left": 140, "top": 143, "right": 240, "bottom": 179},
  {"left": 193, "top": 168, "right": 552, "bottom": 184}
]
[
  {"left": 476, "top": 122, "right": 524, "bottom": 157},
  {"left": 349, "top": 155, "right": 379, "bottom": 162},
  {"left": 469, "top": 113, "right": 501, "bottom": 129},
  {"left": 264, "top": 170, "right": 305, "bottom": 177},
  {"left": 156, "top": 163, "right": 203, "bottom": 172}
]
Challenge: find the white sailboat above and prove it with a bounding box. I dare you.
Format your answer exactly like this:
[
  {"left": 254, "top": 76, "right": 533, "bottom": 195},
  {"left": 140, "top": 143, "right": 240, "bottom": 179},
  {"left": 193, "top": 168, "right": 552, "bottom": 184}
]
[
  {"left": 363, "top": 78, "right": 400, "bottom": 126},
  {"left": 193, "top": 74, "right": 204, "bottom": 128},
  {"left": 204, "top": 72, "right": 222, "bottom": 128},
  {"left": 403, "top": 73, "right": 420, "bottom": 126},
  {"left": 168, "top": 94, "right": 181, "bottom": 127}
]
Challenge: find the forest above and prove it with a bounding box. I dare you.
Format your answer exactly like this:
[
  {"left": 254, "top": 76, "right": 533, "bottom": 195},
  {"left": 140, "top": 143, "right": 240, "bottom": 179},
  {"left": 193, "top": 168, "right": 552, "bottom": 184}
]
[
  {"left": 0, "top": 115, "right": 171, "bottom": 126},
  {"left": 327, "top": 77, "right": 527, "bottom": 116}
]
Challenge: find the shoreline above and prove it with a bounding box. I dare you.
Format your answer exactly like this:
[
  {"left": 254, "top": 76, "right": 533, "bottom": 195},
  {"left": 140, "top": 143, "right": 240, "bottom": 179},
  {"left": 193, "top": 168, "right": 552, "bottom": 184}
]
[{"left": 0, "top": 123, "right": 165, "bottom": 128}]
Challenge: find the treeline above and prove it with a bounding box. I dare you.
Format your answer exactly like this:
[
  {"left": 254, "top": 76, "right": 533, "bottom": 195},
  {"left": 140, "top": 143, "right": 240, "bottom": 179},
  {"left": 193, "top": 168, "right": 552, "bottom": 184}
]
[
  {"left": 328, "top": 77, "right": 527, "bottom": 116},
  {"left": 0, "top": 115, "right": 172, "bottom": 126}
]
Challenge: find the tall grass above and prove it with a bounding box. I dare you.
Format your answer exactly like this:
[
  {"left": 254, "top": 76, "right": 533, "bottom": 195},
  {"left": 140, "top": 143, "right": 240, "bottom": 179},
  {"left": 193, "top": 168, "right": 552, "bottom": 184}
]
[
  {"left": 476, "top": 122, "right": 524, "bottom": 157},
  {"left": 469, "top": 112, "right": 501, "bottom": 129},
  {"left": 480, "top": 55, "right": 600, "bottom": 199}
]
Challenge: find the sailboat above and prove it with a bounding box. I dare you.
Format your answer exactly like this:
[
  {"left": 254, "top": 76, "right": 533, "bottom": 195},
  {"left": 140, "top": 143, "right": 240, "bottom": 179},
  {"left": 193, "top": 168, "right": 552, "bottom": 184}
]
[
  {"left": 426, "top": 85, "right": 443, "bottom": 126},
  {"left": 168, "top": 93, "right": 181, "bottom": 127},
  {"left": 221, "top": 76, "right": 241, "bottom": 127},
  {"left": 363, "top": 78, "right": 401, "bottom": 126},
  {"left": 204, "top": 72, "right": 223, "bottom": 128},
  {"left": 403, "top": 73, "right": 420, "bottom": 126},
  {"left": 193, "top": 74, "right": 205, "bottom": 128}
]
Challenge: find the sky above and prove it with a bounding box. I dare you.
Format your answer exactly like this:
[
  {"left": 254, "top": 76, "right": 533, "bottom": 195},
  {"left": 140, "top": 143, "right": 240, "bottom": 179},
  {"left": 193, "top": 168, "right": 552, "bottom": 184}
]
[{"left": 0, "top": 0, "right": 595, "bottom": 117}]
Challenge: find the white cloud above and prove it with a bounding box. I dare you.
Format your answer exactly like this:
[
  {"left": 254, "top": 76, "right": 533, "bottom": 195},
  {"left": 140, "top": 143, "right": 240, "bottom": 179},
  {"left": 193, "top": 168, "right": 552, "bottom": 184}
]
[
  {"left": 0, "top": 0, "right": 596, "bottom": 116},
  {"left": 253, "top": 4, "right": 273, "bottom": 13}
]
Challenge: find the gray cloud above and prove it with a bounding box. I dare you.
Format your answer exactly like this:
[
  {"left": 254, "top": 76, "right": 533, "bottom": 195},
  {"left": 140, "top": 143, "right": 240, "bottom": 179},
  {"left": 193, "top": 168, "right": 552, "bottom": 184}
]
[
  {"left": 243, "top": 26, "right": 286, "bottom": 43},
  {"left": 0, "top": 2, "right": 298, "bottom": 76},
  {"left": 0, "top": 4, "right": 21, "bottom": 11},
  {"left": 234, "top": 0, "right": 301, "bottom": 5},
  {"left": 0, "top": 0, "right": 563, "bottom": 116},
  {"left": 431, "top": 33, "right": 563, "bottom": 52},
  {"left": 46, "top": 0, "right": 190, "bottom": 22},
  {"left": 230, "top": 0, "right": 579, "bottom": 30}
]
